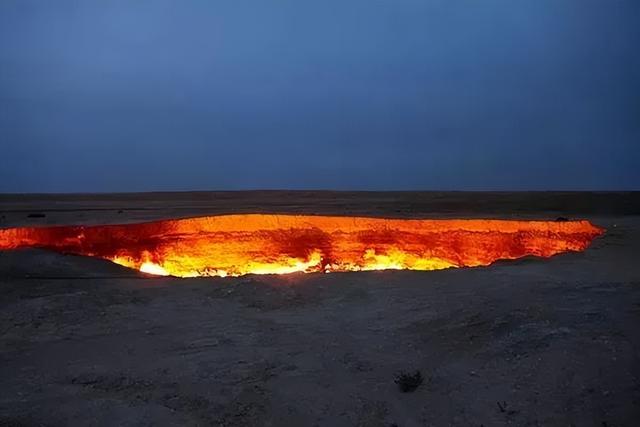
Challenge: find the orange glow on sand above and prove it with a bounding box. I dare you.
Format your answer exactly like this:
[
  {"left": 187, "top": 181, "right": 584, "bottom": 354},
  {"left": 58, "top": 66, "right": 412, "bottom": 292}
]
[{"left": 0, "top": 214, "right": 604, "bottom": 277}]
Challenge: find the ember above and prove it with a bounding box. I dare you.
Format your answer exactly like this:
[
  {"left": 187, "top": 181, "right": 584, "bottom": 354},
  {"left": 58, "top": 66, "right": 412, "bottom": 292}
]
[{"left": 0, "top": 215, "right": 604, "bottom": 277}]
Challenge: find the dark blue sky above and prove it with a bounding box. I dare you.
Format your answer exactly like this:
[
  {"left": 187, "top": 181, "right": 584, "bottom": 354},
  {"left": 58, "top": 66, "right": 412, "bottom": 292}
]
[{"left": 1, "top": 1, "right": 639, "bottom": 192}]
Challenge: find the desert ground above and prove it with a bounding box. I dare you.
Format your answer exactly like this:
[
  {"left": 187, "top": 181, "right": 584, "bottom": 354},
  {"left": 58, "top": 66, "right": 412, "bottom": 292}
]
[{"left": 0, "top": 191, "right": 639, "bottom": 426}]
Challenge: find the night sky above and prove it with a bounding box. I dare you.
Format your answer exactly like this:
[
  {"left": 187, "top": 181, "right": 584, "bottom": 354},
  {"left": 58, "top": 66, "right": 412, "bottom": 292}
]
[{"left": 1, "top": 1, "right": 639, "bottom": 192}]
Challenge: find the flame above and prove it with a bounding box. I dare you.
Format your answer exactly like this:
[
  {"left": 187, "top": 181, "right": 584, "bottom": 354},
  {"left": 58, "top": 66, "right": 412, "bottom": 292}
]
[
  {"left": 139, "top": 261, "right": 170, "bottom": 276},
  {"left": 0, "top": 214, "right": 604, "bottom": 277}
]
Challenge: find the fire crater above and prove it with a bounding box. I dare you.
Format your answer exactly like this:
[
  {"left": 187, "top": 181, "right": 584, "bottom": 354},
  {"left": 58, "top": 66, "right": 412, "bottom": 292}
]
[{"left": 0, "top": 214, "right": 604, "bottom": 277}]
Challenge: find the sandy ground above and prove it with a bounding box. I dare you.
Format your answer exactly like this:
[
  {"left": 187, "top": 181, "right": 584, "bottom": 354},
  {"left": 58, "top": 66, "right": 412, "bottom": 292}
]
[{"left": 0, "top": 192, "right": 639, "bottom": 426}]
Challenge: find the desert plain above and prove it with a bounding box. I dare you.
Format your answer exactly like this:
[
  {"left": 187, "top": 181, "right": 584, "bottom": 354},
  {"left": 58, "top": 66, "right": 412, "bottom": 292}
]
[{"left": 0, "top": 191, "right": 639, "bottom": 426}]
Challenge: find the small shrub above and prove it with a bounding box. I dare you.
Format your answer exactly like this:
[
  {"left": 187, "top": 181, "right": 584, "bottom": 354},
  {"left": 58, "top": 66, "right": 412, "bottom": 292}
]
[{"left": 394, "top": 370, "right": 424, "bottom": 392}]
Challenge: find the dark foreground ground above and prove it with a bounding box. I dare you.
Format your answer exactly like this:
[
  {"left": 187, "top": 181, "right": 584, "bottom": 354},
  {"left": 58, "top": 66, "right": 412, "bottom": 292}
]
[{"left": 0, "top": 192, "right": 639, "bottom": 426}]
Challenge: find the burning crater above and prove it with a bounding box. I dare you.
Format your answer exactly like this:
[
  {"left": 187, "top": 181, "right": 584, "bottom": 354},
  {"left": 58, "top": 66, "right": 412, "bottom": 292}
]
[{"left": 0, "top": 214, "right": 603, "bottom": 277}]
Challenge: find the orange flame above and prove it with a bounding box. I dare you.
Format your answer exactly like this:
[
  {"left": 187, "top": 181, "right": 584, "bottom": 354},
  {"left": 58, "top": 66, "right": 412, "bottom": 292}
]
[{"left": 0, "top": 214, "right": 604, "bottom": 277}]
